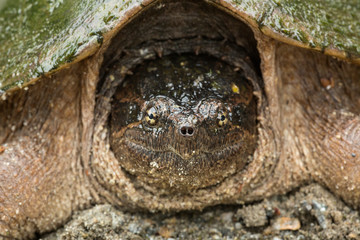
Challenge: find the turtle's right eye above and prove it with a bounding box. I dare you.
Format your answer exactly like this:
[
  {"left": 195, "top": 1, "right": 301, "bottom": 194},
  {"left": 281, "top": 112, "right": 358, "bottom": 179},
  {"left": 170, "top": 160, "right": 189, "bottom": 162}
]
[{"left": 145, "top": 107, "right": 158, "bottom": 126}]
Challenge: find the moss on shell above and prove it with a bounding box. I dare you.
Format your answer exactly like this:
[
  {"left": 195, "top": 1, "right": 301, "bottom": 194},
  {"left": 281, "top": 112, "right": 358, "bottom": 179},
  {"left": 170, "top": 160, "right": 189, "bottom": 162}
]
[{"left": 0, "top": 0, "right": 359, "bottom": 91}]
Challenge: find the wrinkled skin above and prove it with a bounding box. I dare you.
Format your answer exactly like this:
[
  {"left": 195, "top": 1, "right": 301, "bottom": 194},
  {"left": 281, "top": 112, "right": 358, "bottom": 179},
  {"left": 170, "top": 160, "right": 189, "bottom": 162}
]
[
  {"left": 0, "top": 0, "right": 359, "bottom": 239},
  {"left": 110, "top": 54, "right": 257, "bottom": 193}
]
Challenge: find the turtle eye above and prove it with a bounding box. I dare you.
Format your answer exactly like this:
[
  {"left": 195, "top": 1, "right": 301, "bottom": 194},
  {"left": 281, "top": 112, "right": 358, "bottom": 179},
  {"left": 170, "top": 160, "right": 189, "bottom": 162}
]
[
  {"left": 145, "top": 107, "right": 158, "bottom": 126},
  {"left": 217, "top": 112, "right": 228, "bottom": 127}
]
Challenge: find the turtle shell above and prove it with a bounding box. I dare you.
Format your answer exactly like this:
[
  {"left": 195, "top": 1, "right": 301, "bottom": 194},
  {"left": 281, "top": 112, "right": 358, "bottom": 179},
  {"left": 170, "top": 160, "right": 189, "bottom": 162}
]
[
  {"left": 0, "top": 0, "right": 359, "bottom": 93},
  {"left": 0, "top": 1, "right": 360, "bottom": 239}
]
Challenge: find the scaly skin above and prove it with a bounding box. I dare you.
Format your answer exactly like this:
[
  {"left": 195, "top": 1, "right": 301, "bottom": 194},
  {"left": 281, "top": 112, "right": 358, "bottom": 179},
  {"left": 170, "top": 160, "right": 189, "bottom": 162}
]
[
  {"left": 109, "top": 54, "right": 257, "bottom": 193},
  {"left": 0, "top": 1, "right": 359, "bottom": 239}
]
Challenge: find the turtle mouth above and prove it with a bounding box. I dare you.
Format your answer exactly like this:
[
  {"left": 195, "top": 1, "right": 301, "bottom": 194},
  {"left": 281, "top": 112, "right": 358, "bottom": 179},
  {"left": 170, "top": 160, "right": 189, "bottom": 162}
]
[{"left": 123, "top": 138, "right": 245, "bottom": 174}]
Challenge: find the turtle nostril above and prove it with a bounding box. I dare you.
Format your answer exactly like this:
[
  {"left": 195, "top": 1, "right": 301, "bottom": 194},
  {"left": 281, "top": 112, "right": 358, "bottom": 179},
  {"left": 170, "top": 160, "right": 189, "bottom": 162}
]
[
  {"left": 187, "top": 127, "right": 194, "bottom": 135},
  {"left": 180, "top": 127, "right": 187, "bottom": 135},
  {"left": 180, "top": 126, "right": 195, "bottom": 137}
]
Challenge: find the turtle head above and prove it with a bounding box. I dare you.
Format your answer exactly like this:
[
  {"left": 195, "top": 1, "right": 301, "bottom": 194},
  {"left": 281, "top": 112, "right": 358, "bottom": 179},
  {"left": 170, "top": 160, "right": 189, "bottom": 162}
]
[{"left": 110, "top": 54, "right": 257, "bottom": 192}]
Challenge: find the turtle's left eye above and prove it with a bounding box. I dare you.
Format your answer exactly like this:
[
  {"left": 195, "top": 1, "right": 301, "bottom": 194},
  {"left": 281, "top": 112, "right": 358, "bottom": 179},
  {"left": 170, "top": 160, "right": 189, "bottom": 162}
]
[
  {"left": 217, "top": 112, "right": 228, "bottom": 127},
  {"left": 145, "top": 107, "right": 158, "bottom": 126}
]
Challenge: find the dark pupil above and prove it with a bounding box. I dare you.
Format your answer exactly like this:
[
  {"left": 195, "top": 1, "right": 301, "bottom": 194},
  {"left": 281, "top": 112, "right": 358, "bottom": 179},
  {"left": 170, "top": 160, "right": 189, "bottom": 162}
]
[
  {"left": 148, "top": 113, "right": 154, "bottom": 119},
  {"left": 221, "top": 115, "right": 225, "bottom": 121}
]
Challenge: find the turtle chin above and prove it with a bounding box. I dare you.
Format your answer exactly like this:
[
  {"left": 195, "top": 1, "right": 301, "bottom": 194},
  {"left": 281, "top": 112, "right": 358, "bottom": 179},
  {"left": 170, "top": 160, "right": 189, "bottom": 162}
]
[{"left": 113, "top": 138, "right": 250, "bottom": 193}]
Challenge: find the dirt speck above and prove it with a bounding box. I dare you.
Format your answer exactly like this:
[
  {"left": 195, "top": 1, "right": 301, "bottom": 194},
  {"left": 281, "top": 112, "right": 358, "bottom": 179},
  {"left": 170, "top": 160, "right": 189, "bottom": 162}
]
[
  {"left": 272, "top": 217, "right": 301, "bottom": 231},
  {"left": 0, "top": 145, "right": 5, "bottom": 154},
  {"left": 235, "top": 204, "right": 267, "bottom": 227}
]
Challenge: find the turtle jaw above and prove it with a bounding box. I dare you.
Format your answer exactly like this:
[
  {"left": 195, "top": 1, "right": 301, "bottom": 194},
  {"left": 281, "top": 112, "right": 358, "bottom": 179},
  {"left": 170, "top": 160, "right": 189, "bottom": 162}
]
[
  {"left": 124, "top": 137, "right": 246, "bottom": 169},
  {"left": 109, "top": 126, "right": 256, "bottom": 193}
]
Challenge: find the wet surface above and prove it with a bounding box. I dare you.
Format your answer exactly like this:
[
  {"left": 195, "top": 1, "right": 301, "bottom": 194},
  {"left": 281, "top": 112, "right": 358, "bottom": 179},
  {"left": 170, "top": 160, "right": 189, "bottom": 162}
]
[
  {"left": 109, "top": 54, "right": 257, "bottom": 192},
  {"left": 0, "top": 0, "right": 143, "bottom": 90},
  {"left": 1, "top": 0, "right": 359, "bottom": 91}
]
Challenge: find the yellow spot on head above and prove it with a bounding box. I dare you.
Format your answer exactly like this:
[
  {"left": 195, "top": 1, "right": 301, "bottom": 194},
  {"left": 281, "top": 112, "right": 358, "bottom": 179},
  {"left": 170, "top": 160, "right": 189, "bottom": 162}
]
[{"left": 232, "top": 83, "right": 240, "bottom": 94}]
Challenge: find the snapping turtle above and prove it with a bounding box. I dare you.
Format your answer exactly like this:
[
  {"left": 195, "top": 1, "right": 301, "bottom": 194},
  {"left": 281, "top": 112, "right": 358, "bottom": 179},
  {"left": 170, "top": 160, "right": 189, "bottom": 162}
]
[{"left": 0, "top": 0, "right": 359, "bottom": 238}]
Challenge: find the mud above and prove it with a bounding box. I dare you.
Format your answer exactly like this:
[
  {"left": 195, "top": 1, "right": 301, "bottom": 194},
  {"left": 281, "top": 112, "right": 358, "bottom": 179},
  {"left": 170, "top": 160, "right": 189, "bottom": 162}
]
[{"left": 41, "top": 183, "right": 360, "bottom": 240}]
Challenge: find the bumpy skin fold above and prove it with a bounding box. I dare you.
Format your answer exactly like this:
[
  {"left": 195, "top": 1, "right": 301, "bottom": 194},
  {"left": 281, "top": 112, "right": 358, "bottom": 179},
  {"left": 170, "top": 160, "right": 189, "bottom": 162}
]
[
  {"left": 0, "top": 1, "right": 360, "bottom": 239},
  {"left": 275, "top": 44, "right": 360, "bottom": 207},
  {"left": 0, "top": 62, "right": 93, "bottom": 238}
]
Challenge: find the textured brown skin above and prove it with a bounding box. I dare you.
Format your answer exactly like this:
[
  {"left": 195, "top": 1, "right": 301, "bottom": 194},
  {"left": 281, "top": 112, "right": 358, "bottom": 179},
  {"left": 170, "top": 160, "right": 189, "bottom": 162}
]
[
  {"left": 0, "top": 0, "right": 359, "bottom": 239},
  {"left": 109, "top": 55, "right": 257, "bottom": 193},
  {"left": 0, "top": 62, "right": 96, "bottom": 239}
]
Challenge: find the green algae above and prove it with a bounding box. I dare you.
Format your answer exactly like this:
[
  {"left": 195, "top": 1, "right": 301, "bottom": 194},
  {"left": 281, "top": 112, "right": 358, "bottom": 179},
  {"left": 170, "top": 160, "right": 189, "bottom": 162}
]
[
  {"left": 266, "top": 0, "right": 359, "bottom": 53},
  {"left": 231, "top": 0, "right": 359, "bottom": 56},
  {"left": 0, "top": 0, "right": 142, "bottom": 91},
  {"left": 0, "top": 0, "right": 359, "bottom": 91}
]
